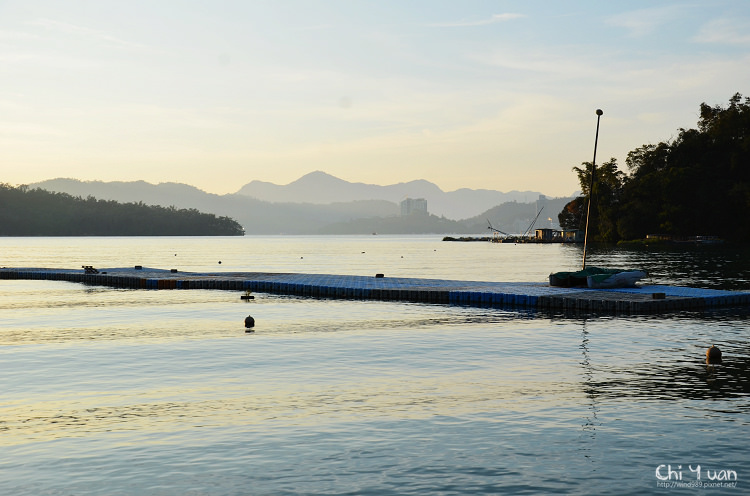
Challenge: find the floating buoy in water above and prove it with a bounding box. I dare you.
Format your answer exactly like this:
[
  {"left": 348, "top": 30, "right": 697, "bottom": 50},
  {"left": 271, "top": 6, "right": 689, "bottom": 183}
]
[
  {"left": 706, "top": 345, "right": 723, "bottom": 364},
  {"left": 241, "top": 290, "right": 254, "bottom": 300},
  {"left": 245, "top": 315, "right": 255, "bottom": 329}
]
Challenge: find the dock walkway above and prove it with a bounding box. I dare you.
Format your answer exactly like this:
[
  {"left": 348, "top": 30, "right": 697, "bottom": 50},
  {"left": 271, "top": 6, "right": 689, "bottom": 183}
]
[{"left": 2, "top": 267, "right": 749, "bottom": 314}]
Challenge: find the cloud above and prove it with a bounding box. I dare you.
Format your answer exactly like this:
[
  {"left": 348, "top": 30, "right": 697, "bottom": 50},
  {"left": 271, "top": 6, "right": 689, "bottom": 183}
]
[
  {"left": 293, "top": 24, "right": 334, "bottom": 32},
  {"left": 27, "top": 18, "right": 148, "bottom": 50},
  {"left": 0, "top": 121, "right": 66, "bottom": 137},
  {"left": 428, "top": 13, "right": 525, "bottom": 28},
  {"left": 467, "top": 44, "right": 606, "bottom": 82},
  {"left": 694, "top": 18, "right": 750, "bottom": 44},
  {"left": 605, "top": 6, "right": 683, "bottom": 37},
  {"left": 0, "top": 30, "right": 41, "bottom": 42}
]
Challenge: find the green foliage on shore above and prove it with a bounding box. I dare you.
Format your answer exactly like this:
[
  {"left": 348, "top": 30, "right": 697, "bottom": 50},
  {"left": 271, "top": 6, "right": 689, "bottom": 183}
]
[
  {"left": 559, "top": 93, "right": 750, "bottom": 242},
  {"left": 0, "top": 184, "right": 244, "bottom": 236}
]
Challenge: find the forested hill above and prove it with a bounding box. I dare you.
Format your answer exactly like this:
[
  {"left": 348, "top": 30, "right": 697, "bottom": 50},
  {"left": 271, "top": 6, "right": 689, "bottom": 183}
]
[
  {"left": 559, "top": 93, "right": 750, "bottom": 243},
  {"left": 0, "top": 184, "right": 244, "bottom": 236}
]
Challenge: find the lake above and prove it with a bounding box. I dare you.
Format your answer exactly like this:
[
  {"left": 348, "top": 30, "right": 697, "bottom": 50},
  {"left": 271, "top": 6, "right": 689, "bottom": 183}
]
[{"left": 1, "top": 236, "right": 748, "bottom": 495}]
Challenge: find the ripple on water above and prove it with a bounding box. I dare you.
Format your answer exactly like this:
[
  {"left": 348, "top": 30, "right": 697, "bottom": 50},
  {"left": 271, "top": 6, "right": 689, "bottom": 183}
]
[{"left": 2, "top": 238, "right": 750, "bottom": 495}]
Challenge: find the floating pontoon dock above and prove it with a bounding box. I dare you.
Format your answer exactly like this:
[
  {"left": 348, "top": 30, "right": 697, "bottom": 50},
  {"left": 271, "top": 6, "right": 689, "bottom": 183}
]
[{"left": 2, "top": 267, "right": 749, "bottom": 314}]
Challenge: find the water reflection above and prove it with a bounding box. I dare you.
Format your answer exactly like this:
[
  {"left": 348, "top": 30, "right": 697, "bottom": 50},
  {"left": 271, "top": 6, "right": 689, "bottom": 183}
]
[
  {"left": 2, "top": 373, "right": 581, "bottom": 447},
  {"left": 578, "top": 244, "right": 750, "bottom": 291},
  {"left": 4, "top": 238, "right": 750, "bottom": 495},
  {"left": 578, "top": 321, "right": 600, "bottom": 462},
  {"left": 580, "top": 346, "right": 750, "bottom": 407}
]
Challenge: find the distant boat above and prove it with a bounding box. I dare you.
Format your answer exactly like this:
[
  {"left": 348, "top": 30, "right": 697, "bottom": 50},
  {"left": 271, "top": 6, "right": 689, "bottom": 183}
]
[
  {"left": 647, "top": 234, "right": 725, "bottom": 245},
  {"left": 689, "top": 235, "right": 724, "bottom": 245}
]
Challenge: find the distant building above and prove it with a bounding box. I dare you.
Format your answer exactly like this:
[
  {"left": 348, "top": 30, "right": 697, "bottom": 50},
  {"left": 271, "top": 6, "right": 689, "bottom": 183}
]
[
  {"left": 533, "top": 229, "right": 583, "bottom": 242},
  {"left": 400, "top": 197, "right": 427, "bottom": 216},
  {"left": 535, "top": 228, "right": 560, "bottom": 242}
]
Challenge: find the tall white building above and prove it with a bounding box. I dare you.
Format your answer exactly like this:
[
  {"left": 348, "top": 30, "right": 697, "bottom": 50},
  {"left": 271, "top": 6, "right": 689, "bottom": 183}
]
[{"left": 400, "top": 197, "right": 428, "bottom": 216}]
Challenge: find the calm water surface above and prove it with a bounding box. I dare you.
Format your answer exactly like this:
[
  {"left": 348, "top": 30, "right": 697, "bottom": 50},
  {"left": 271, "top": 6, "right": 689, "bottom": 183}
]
[{"left": 1, "top": 236, "right": 749, "bottom": 495}]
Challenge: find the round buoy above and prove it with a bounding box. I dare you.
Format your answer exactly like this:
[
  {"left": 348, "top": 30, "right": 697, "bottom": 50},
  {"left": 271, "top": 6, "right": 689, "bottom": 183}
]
[
  {"left": 706, "top": 345, "right": 722, "bottom": 364},
  {"left": 245, "top": 315, "right": 255, "bottom": 329}
]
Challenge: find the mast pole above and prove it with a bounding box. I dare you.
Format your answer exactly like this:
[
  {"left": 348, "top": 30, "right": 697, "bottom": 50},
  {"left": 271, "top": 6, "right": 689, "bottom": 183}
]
[{"left": 582, "top": 109, "right": 603, "bottom": 269}]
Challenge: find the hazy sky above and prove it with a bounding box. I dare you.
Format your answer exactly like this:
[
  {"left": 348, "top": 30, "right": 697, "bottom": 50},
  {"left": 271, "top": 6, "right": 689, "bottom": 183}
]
[{"left": 2, "top": 1, "right": 749, "bottom": 196}]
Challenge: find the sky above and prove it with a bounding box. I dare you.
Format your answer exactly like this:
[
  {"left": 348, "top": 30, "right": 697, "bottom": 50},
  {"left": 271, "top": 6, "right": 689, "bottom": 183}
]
[{"left": 1, "top": 1, "right": 749, "bottom": 197}]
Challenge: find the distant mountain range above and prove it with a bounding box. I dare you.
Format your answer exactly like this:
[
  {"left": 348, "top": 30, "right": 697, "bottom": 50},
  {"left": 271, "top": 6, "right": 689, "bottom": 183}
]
[
  {"left": 29, "top": 178, "right": 398, "bottom": 234},
  {"left": 237, "top": 171, "right": 544, "bottom": 219},
  {"left": 29, "top": 172, "right": 574, "bottom": 235}
]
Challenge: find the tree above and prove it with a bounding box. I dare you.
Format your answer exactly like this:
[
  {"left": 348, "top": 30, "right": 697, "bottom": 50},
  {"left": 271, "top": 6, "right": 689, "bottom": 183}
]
[
  {"left": 560, "top": 93, "right": 750, "bottom": 242},
  {"left": 560, "top": 157, "right": 624, "bottom": 241},
  {"left": 558, "top": 196, "right": 585, "bottom": 231},
  {"left": 0, "top": 184, "right": 245, "bottom": 236}
]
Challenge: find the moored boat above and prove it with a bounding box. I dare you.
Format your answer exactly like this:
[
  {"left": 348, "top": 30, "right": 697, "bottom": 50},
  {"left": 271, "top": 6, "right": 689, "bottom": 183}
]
[{"left": 549, "top": 266, "right": 646, "bottom": 288}]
